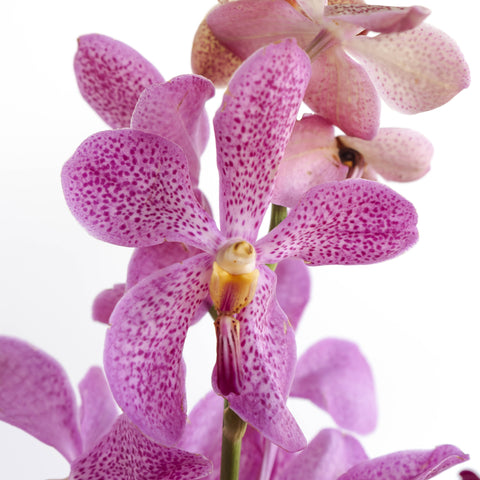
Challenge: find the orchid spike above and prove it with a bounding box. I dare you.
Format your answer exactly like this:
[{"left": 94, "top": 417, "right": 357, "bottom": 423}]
[
  {"left": 0, "top": 336, "right": 212, "bottom": 480},
  {"left": 62, "top": 38, "right": 417, "bottom": 451},
  {"left": 201, "top": 0, "right": 470, "bottom": 139},
  {"left": 273, "top": 114, "right": 433, "bottom": 207}
]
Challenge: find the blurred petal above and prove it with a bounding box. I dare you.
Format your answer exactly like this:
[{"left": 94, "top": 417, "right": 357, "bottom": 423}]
[
  {"left": 104, "top": 254, "right": 212, "bottom": 445},
  {"left": 291, "top": 338, "right": 377, "bottom": 434},
  {"left": 215, "top": 38, "right": 311, "bottom": 242},
  {"left": 131, "top": 75, "right": 215, "bottom": 186},
  {"left": 326, "top": 5, "right": 429, "bottom": 33},
  {"left": 0, "top": 336, "right": 82, "bottom": 462},
  {"left": 62, "top": 130, "right": 223, "bottom": 251},
  {"left": 345, "top": 24, "right": 470, "bottom": 114},
  {"left": 207, "top": 0, "right": 317, "bottom": 59},
  {"left": 305, "top": 47, "right": 380, "bottom": 140},
  {"left": 217, "top": 267, "right": 306, "bottom": 452},
  {"left": 275, "top": 259, "right": 311, "bottom": 330},
  {"left": 191, "top": 18, "right": 242, "bottom": 88},
  {"left": 339, "top": 128, "right": 433, "bottom": 182},
  {"left": 256, "top": 179, "right": 418, "bottom": 266},
  {"left": 92, "top": 283, "right": 125, "bottom": 324},
  {"left": 70, "top": 414, "right": 212, "bottom": 480},
  {"left": 78, "top": 366, "right": 118, "bottom": 453},
  {"left": 74, "top": 34, "right": 164, "bottom": 128},
  {"left": 460, "top": 472, "right": 480, "bottom": 480},
  {"left": 277, "top": 428, "right": 368, "bottom": 480},
  {"left": 339, "top": 445, "right": 469, "bottom": 480},
  {"left": 273, "top": 115, "right": 348, "bottom": 208}
]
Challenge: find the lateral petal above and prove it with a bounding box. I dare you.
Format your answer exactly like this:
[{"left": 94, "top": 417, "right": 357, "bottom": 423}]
[
  {"left": 256, "top": 179, "right": 418, "bottom": 265},
  {"left": 104, "top": 254, "right": 212, "bottom": 445}
]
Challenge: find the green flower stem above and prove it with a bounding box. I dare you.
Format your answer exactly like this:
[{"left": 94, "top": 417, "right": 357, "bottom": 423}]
[
  {"left": 267, "top": 204, "right": 287, "bottom": 271},
  {"left": 220, "top": 401, "right": 247, "bottom": 480}
]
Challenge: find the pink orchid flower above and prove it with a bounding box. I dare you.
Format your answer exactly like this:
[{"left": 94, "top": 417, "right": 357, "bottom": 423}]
[
  {"left": 0, "top": 336, "right": 212, "bottom": 480},
  {"left": 62, "top": 39, "right": 418, "bottom": 452},
  {"left": 201, "top": 0, "right": 470, "bottom": 139}
]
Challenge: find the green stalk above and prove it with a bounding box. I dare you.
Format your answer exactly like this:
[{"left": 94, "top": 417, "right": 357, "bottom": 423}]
[
  {"left": 220, "top": 401, "right": 247, "bottom": 480},
  {"left": 266, "top": 204, "right": 287, "bottom": 271}
]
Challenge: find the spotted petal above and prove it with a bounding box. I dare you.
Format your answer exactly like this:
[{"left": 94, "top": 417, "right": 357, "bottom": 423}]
[
  {"left": 345, "top": 24, "right": 470, "bottom": 114},
  {"left": 276, "top": 428, "right": 368, "bottom": 480},
  {"left": 70, "top": 414, "right": 212, "bottom": 480},
  {"left": 215, "top": 38, "right": 311, "bottom": 242},
  {"left": 290, "top": 338, "right": 377, "bottom": 434},
  {"left": 74, "top": 34, "right": 164, "bottom": 128},
  {"left": 0, "top": 336, "right": 82, "bottom": 462},
  {"left": 305, "top": 46, "right": 380, "bottom": 140},
  {"left": 78, "top": 367, "right": 118, "bottom": 453},
  {"left": 325, "top": 5, "right": 430, "bottom": 34},
  {"left": 215, "top": 267, "right": 306, "bottom": 452},
  {"left": 104, "top": 254, "right": 213, "bottom": 445},
  {"left": 256, "top": 179, "right": 418, "bottom": 266},
  {"left": 92, "top": 284, "right": 125, "bottom": 324},
  {"left": 339, "top": 128, "right": 433, "bottom": 182},
  {"left": 62, "top": 130, "right": 223, "bottom": 251},
  {"left": 131, "top": 75, "right": 215, "bottom": 186},
  {"left": 338, "top": 445, "right": 469, "bottom": 480}
]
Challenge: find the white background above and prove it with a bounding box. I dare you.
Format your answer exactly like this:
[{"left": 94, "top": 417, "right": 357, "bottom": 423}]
[{"left": 0, "top": 0, "right": 478, "bottom": 478}]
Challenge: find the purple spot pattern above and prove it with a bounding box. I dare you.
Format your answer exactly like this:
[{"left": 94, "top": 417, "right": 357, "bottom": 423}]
[
  {"left": 346, "top": 24, "right": 471, "bottom": 114},
  {"left": 74, "top": 34, "right": 164, "bottom": 129},
  {"left": 214, "top": 38, "right": 311, "bottom": 243},
  {"left": 256, "top": 179, "right": 418, "bottom": 266},
  {"left": 104, "top": 254, "right": 213, "bottom": 445},
  {"left": 0, "top": 336, "right": 82, "bottom": 462},
  {"left": 131, "top": 75, "right": 215, "bottom": 185},
  {"left": 224, "top": 267, "right": 306, "bottom": 452},
  {"left": 70, "top": 414, "right": 212, "bottom": 480},
  {"left": 62, "top": 130, "right": 223, "bottom": 252},
  {"left": 338, "top": 445, "right": 469, "bottom": 480}
]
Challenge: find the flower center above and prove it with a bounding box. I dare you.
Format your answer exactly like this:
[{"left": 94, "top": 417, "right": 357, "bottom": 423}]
[{"left": 209, "top": 240, "right": 259, "bottom": 315}]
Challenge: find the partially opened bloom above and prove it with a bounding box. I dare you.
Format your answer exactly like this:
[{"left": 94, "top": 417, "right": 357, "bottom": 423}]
[
  {"left": 273, "top": 114, "right": 434, "bottom": 207},
  {"left": 0, "top": 336, "right": 212, "bottom": 480},
  {"left": 62, "top": 38, "right": 418, "bottom": 451},
  {"left": 199, "top": 0, "right": 470, "bottom": 139}
]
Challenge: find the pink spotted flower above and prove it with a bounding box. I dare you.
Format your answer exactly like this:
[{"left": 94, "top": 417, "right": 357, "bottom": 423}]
[
  {"left": 62, "top": 39, "right": 418, "bottom": 452},
  {"left": 199, "top": 0, "right": 470, "bottom": 139}
]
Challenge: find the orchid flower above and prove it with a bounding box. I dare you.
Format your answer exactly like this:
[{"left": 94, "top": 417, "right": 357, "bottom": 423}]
[
  {"left": 75, "top": 33, "right": 213, "bottom": 186},
  {"left": 197, "top": 0, "right": 470, "bottom": 139},
  {"left": 62, "top": 38, "right": 418, "bottom": 452},
  {"left": 273, "top": 114, "right": 433, "bottom": 207},
  {"left": 0, "top": 336, "right": 212, "bottom": 480}
]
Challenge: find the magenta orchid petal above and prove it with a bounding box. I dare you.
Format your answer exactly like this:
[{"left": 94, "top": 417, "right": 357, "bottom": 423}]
[
  {"left": 215, "top": 38, "right": 311, "bottom": 242},
  {"left": 338, "top": 445, "right": 469, "bottom": 480},
  {"left": 340, "top": 128, "right": 433, "bottom": 182},
  {"left": 217, "top": 266, "right": 306, "bottom": 452},
  {"left": 290, "top": 338, "right": 377, "bottom": 434},
  {"left": 104, "top": 254, "right": 213, "bottom": 445},
  {"left": 0, "top": 336, "right": 82, "bottom": 462},
  {"left": 274, "top": 259, "right": 311, "bottom": 331},
  {"left": 70, "top": 414, "right": 212, "bottom": 480},
  {"left": 131, "top": 75, "right": 215, "bottom": 185},
  {"left": 78, "top": 366, "right": 118, "bottom": 453},
  {"left": 207, "top": 0, "right": 317, "bottom": 59},
  {"left": 276, "top": 428, "right": 368, "bottom": 480},
  {"left": 345, "top": 24, "right": 471, "bottom": 114},
  {"left": 74, "top": 34, "right": 164, "bottom": 129},
  {"left": 325, "top": 5, "right": 430, "bottom": 34},
  {"left": 180, "top": 392, "right": 224, "bottom": 479},
  {"left": 305, "top": 47, "right": 380, "bottom": 140},
  {"left": 273, "top": 115, "right": 348, "bottom": 208},
  {"left": 92, "top": 283, "right": 125, "bottom": 324},
  {"left": 256, "top": 179, "right": 418, "bottom": 266},
  {"left": 62, "top": 129, "right": 223, "bottom": 252}
]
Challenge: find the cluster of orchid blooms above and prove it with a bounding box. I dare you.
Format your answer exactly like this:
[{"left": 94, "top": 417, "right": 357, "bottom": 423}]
[{"left": 0, "top": 0, "right": 474, "bottom": 479}]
